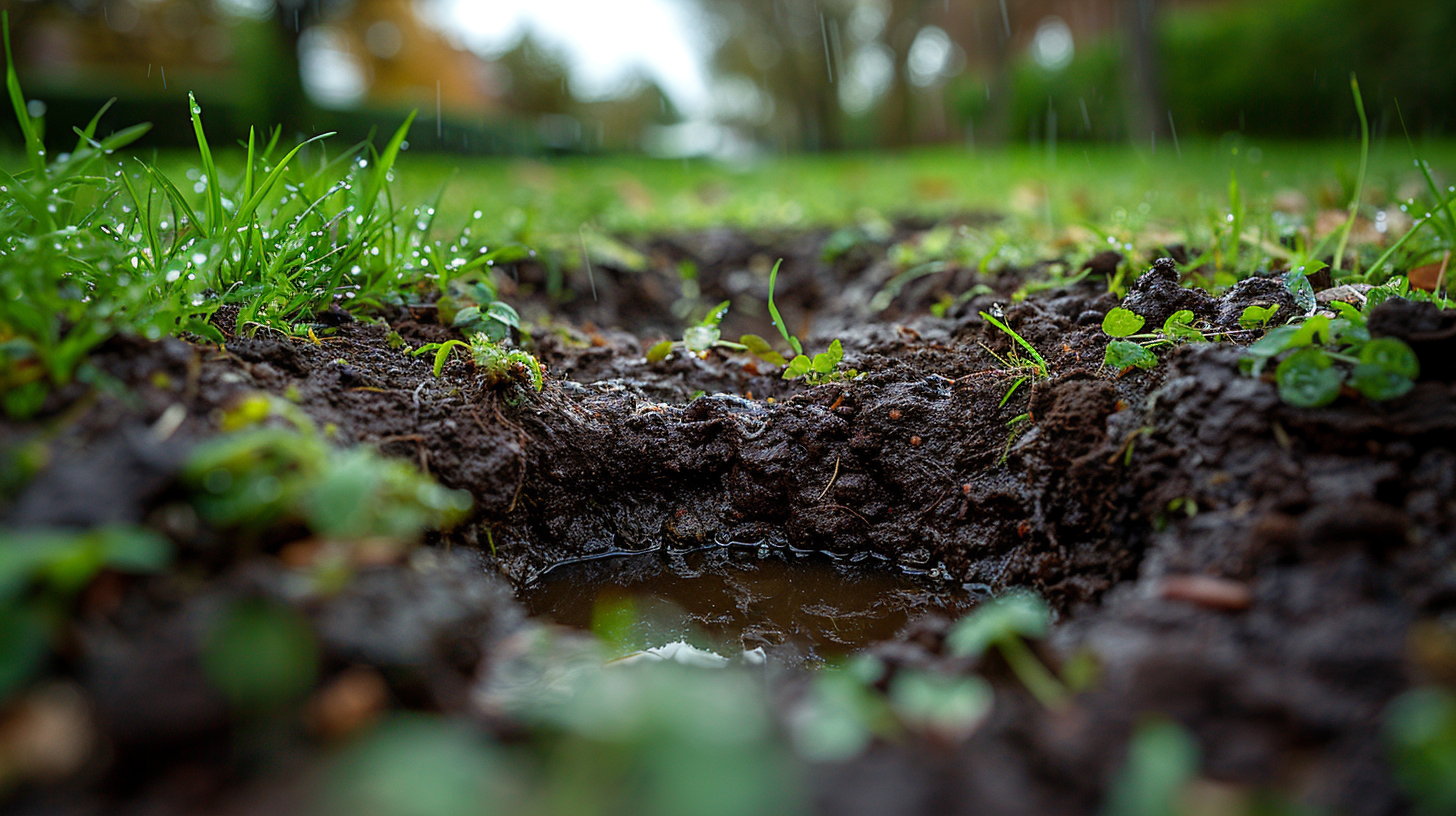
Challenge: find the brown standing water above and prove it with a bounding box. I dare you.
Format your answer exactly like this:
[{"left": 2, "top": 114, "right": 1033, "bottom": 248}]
[{"left": 519, "top": 547, "right": 982, "bottom": 662}]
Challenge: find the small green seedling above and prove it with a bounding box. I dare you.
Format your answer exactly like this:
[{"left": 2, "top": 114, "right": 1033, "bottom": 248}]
[
  {"left": 1241, "top": 299, "right": 1419, "bottom": 407},
  {"left": 413, "top": 333, "right": 544, "bottom": 391},
  {"left": 978, "top": 309, "right": 1049, "bottom": 407},
  {"left": 946, "top": 591, "right": 1070, "bottom": 709},
  {"left": 739, "top": 259, "right": 857, "bottom": 383},
  {"left": 646, "top": 300, "right": 751, "bottom": 362},
  {"left": 1239, "top": 303, "right": 1281, "bottom": 329},
  {"left": 980, "top": 310, "right": 1049, "bottom": 378},
  {"left": 435, "top": 272, "right": 522, "bottom": 342},
  {"left": 1100, "top": 307, "right": 1211, "bottom": 372}
]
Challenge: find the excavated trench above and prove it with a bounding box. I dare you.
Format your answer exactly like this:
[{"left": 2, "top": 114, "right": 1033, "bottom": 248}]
[{"left": 8, "top": 229, "right": 1456, "bottom": 813}]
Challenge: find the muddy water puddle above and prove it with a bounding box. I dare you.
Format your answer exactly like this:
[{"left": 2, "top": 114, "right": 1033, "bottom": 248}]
[{"left": 519, "top": 548, "right": 980, "bottom": 663}]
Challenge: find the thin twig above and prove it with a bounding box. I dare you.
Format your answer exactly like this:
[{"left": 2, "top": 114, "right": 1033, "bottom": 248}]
[{"left": 815, "top": 456, "right": 841, "bottom": 502}]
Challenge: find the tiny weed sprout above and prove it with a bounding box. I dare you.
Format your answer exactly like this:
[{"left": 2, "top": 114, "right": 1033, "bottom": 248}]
[
  {"left": 646, "top": 300, "right": 751, "bottom": 362},
  {"left": 1239, "top": 303, "right": 1281, "bottom": 329},
  {"left": 1100, "top": 306, "right": 1211, "bottom": 372},
  {"left": 979, "top": 309, "right": 1050, "bottom": 406},
  {"left": 739, "top": 259, "right": 858, "bottom": 383},
  {"left": 1241, "top": 293, "right": 1419, "bottom": 407},
  {"left": 980, "top": 310, "right": 1049, "bottom": 378},
  {"left": 435, "top": 271, "right": 523, "bottom": 342},
  {"left": 414, "top": 333, "right": 545, "bottom": 391},
  {"left": 946, "top": 591, "right": 1070, "bottom": 709}
]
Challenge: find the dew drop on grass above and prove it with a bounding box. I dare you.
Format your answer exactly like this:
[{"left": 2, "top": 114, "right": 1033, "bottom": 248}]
[{"left": 192, "top": 253, "right": 207, "bottom": 265}]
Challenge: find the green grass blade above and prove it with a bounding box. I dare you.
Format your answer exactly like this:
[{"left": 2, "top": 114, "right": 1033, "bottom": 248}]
[
  {"left": 1394, "top": 98, "right": 1456, "bottom": 243},
  {"left": 72, "top": 98, "right": 116, "bottom": 153},
  {"left": 1227, "top": 170, "right": 1242, "bottom": 273},
  {"left": 0, "top": 165, "right": 51, "bottom": 229},
  {"left": 357, "top": 112, "right": 415, "bottom": 225},
  {"left": 116, "top": 167, "right": 160, "bottom": 270},
  {"left": 262, "top": 125, "right": 283, "bottom": 163},
  {"left": 1333, "top": 74, "right": 1369, "bottom": 273},
  {"left": 766, "top": 258, "right": 802, "bottom": 357},
  {"left": 981, "top": 311, "right": 1048, "bottom": 376},
  {"left": 227, "top": 132, "right": 335, "bottom": 234},
  {"left": 3, "top": 12, "right": 46, "bottom": 175},
  {"left": 188, "top": 93, "right": 222, "bottom": 238},
  {"left": 145, "top": 163, "right": 202, "bottom": 245},
  {"left": 59, "top": 122, "right": 151, "bottom": 184},
  {"left": 242, "top": 127, "right": 256, "bottom": 203}
]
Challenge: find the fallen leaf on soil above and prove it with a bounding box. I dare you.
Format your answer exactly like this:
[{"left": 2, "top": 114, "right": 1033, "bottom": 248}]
[
  {"left": 1409, "top": 258, "right": 1449, "bottom": 292},
  {"left": 1158, "top": 575, "right": 1253, "bottom": 611}
]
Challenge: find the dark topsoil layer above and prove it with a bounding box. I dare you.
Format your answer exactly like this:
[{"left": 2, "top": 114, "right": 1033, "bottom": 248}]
[{"left": 4, "top": 226, "right": 1456, "bottom": 815}]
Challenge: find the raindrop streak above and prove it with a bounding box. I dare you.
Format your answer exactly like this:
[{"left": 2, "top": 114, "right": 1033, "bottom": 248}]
[
  {"left": 160, "top": 66, "right": 166, "bottom": 89},
  {"left": 1046, "top": 101, "right": 1057, "bottom": 168},
  {"left": 819, "top": 10, "right": 835, "bottom": 83},
  {"left": 999, "top": 0, "right": 1011, "bottom": 38},
  {"left": 829, "top": 18, "right": 845, "bottom": 82},
  {"left": 579, "top": 225, "right": 597, "bottom": 302},
  {"left": 1080, "top": 97, "right": 1092, "bottom": 132},
  {"left": 1167, "top": 111, "right": 1182, "bottom": 158}
]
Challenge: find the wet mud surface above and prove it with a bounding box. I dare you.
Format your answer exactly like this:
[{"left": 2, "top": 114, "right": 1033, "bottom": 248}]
[{"left": 4, "top": 224, "right": 1456, "bottom": 814}]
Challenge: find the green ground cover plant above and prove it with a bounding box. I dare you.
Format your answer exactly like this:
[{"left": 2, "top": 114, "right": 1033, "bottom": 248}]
[
  {"left": 1101, "top": 307, "right": 1210, "bottom": 372},
  {"left": 1240, "top": 293, "right": 1420, "bottom": 407},
  {"left": 646, "top": 299, "right": 751, "bottom": 362}
]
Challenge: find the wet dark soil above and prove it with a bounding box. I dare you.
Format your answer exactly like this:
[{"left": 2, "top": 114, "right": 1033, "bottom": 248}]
[{"left": 4, "top": 222, "right": 1456, "bottom": 815}]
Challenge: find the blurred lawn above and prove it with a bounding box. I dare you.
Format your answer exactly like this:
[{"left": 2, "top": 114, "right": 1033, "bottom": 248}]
[{"left": 375, "top": 140, "right": 1456, "bottom": 241}]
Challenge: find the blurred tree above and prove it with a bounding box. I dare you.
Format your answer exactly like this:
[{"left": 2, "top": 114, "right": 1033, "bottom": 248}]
[
  {"left": 694, "top": 0, "right": 852, "bottom": 150},
  {"left": 1121, "top": 0, "right": 1167, "bottom": 145},
  {"left": 874, "top": 0, "right": 931, "bottom": 147},
  {"left": 492, "top": 31, "right": 575, "bottom": 118}
]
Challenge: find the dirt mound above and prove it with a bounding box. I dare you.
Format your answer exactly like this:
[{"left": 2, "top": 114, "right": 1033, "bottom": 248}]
[{"left": 4, "top": 237, "right": 1455, "bottom": 814}]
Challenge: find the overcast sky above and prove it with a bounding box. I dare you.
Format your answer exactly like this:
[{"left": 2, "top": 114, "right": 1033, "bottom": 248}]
[{"left": 443, "top": 0, "right": 713, "bottom": 116}]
